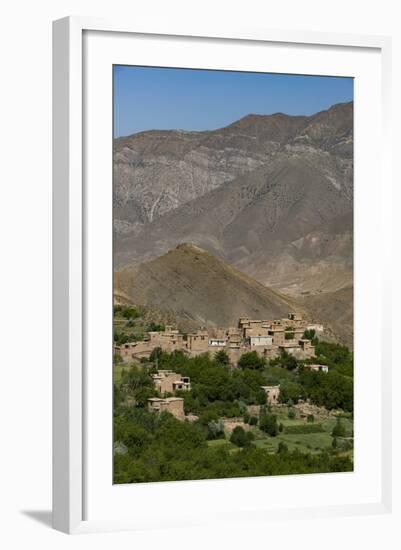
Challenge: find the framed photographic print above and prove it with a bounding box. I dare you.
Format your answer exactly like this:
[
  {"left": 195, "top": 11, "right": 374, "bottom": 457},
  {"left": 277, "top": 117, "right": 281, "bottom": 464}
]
[{"left": 52, "top": 17, "right": 392, "bottom": 534}]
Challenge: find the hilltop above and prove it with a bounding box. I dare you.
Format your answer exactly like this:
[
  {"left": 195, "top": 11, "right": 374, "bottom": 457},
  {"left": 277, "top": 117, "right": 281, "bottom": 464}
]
[{"left": 114, "top": 243, "right": 300, "bottom": 330}]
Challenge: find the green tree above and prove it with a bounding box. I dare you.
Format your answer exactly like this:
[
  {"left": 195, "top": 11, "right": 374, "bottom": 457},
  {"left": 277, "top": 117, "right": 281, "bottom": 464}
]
[
  {"left": 214, "top": 349, "right": 230, "bottom": 366},
  {"left": 230, "top": 426, "right": 254, "bottom": 448},
  {"left": 122, "top": 307, "right": 141, "bottom": 320},
  {"left": 147, "top": 322, "right": 165, "bottom": 332},
  {"left": 238, "top": 351, "right": 266, "bottom": 370},
  {"left": 259, "top": 413, "right": 279, "bottom": 436},
  {"left": 332, "top": 418, "right": 346, "bottom": 437},
  {"left": 207, "top": 420, "right": 225, "bottom": 440},
  {"left": 287, "top": 407, "right": 296, "bottom": 420},
  {"left": 149, "top": 347, "right": 163, "bottom": 363},
  {"left": 279, "top": 382, "right": 304, "bottom": 404},
  {"left": 302, "top": 329, "right": 318, "bottom": 345},
  {"left": 273, "top": 350, "right": 298, "bottom": 370}
]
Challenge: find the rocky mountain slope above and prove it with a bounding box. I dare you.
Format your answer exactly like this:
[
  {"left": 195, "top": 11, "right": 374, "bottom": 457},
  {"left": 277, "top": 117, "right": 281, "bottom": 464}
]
[
  {"left": 114, "top": 101, "right": 353, "bottom": 239},
  {"left": 115, "top": 244, "right": 300, "bottom": 330},
  {"left": 113, "top": 102, "right": 353, "bottom": 343},
  {"left": 301, "top": 285, "right": 354, "bottom": 348}
]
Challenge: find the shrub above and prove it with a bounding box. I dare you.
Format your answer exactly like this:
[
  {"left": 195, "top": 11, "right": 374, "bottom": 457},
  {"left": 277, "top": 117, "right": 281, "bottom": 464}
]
[
  {"left": 230, "top": 426, "right": 254, "bottom": 448},
  {"left": 207, "top": 420, "right": 225, "bottom": 440},
  {"left": 287, "top": 407, "right": 296, "bottom": 420},
  {"left": 122, "top": 307, "right": 141, "bottom": 320},
  {"left": 277, "top": 441, "right": 289, "bottom": 454},
  {"left": 331, "top": 419, "right": 346, "bottom": 437},
  {"left": 259, "top": 413, "right": 278, "bottom": 437}
]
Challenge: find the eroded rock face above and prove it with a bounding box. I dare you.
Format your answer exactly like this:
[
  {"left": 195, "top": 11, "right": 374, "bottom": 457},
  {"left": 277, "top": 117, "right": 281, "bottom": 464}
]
[{"left": 113, "top": 102, "right": 353, "bottom": 235}]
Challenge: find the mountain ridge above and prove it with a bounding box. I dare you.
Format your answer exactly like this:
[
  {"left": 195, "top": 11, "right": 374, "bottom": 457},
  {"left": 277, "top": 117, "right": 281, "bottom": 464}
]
[
  {"left": 115, "top": 243, "right": 302, "bottom": 331},
  {"left": 114, "top": 101, "right": 353, "bottom": 233}
]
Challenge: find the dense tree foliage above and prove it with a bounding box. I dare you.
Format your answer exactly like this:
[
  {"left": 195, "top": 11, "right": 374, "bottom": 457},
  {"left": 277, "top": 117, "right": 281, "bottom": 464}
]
[
  {"left": 238, "top": 351, "right": 266, "bottom": 370},
  {"left": 113, "top": 407, "right": 352, "bottom": 483},
  {"left": 113, "top": 342, "right": 353, "bottom": 483}
]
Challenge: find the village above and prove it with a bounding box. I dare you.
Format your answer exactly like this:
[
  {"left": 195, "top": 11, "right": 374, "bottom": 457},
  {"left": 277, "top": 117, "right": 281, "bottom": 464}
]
[
  {"left": 113, "top": 307, "right": 353, "bottom": 480},
  {"left": 114, "top": 312, "right": 330, "bottom": 422},
  {"left": 114, "top": 312, "right": 324, "bottom": 365}
]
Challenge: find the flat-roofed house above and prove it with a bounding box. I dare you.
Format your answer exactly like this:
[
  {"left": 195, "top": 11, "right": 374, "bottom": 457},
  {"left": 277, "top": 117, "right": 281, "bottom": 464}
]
[
  {"left": 148, "top": 397, "right": 185, "bottom": 420},
  {"left": 209, "top": 337, "right": 227, "bottom": 347},
  {"left": 187, "top": 329, "right": 209, "bottom": 355},
  {"left": 151, "top": 370, "right": 191, "bottom": 393},
  {"left": 148, "top": 327, "right": 185, "bottom": 353},
  {"left": 172, "top": 376, "right": 191, "bottom": 391},
  {"left": 261, "top": 385, "right": 280, "bottom": 405},
  {"left": 249, "top": 335, "right": 273, "bottom": 347},
  {"left": 268, "top": 326, "right": 285, "bottom": 346},
  {"left": 298, "top": 338, "right": 315, "bottom": 358}
]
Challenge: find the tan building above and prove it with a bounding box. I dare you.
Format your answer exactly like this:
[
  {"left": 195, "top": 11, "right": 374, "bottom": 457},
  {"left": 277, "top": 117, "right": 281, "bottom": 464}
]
[
  {"left": 268, "top": 326, "right": 285, "bottom": 346},
  {"left": 208, "top": 337, "right": 227, "bottom": 348},
  {"left": 249, "top": 335, "right": 273, "bottom": 347},
  {"left": 286, "top": 313, "right": 306, "bottom": 328},
  {"left": 148, "top": 397, "right": 185, "bottom": 420},
  {"left": 148, "top": 327, "right": 185, "bottom": 353},
  {"left": 187, "top": 329, "right": 209, "bottom": 354},
  {"left": 115, "top": 313, "right": 321, "bottom": 366},
  {"left": 261, "top": 385, "right": 280, "bottom": 405},
  {"left": 151, "top": 370, "right": 191, "bottom": 394},
  {"left": 298, "top": 339, "right": 315, "bottom": 358}
]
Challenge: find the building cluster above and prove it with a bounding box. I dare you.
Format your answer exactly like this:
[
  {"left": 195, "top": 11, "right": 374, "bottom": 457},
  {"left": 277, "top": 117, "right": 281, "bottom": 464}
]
[
  {"left": 115, "top": 313, "right": 322, "bottom": 366},
  {"left": 144, "top": 352, "right": 330, "bottom": 422}
]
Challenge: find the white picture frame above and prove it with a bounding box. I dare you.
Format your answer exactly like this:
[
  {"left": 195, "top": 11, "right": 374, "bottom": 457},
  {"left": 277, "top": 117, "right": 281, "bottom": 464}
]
[{"left": 52, "top": 16, "right": 392, "bottom": 534}]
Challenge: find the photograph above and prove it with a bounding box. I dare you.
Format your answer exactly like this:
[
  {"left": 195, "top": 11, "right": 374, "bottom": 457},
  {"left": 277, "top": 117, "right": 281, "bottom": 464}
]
[{"left": 112, "top": 65, "right": 354, "bottom": 484}]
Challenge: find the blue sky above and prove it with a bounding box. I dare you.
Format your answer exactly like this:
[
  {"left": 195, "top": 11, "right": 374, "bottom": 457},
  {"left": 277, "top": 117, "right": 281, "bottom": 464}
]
[{"left": 113, "top": 66, "right": 353, "bottom": 138}]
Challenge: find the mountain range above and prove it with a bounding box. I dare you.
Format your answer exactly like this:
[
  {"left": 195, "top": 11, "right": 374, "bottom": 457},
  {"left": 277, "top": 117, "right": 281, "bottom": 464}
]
[{"left": 113, "top": 102, "right": 353, "bottom": 345}]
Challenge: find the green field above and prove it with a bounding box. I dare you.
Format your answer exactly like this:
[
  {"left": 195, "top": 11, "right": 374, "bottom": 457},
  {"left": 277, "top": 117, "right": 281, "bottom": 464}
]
[{"left": 250, "top": 409, "right": 353, "bottom": 455}]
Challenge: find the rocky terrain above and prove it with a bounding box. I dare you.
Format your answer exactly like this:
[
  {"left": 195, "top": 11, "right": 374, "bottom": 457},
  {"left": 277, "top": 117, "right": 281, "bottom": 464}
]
[
  {"left": 301, "top": 285, "right": 354, "bottom": 348},
  {"left": 115, "top": 243, "right": 300, "bottom": 331},
  {"left": 113, "top": 102, "right": 353, "bottom": 343}
]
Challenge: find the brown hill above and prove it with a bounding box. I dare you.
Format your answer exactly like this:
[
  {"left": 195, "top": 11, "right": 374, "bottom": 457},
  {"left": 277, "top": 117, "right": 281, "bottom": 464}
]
[
  {"left": 301, "top": 285, "right": 354, "bottom": 348},
  {"left": 114, "top": 244, "right": 301, "bottom": 330},
  {"left": 115, "top": 155, "right": 353, "bottom": 296}
]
